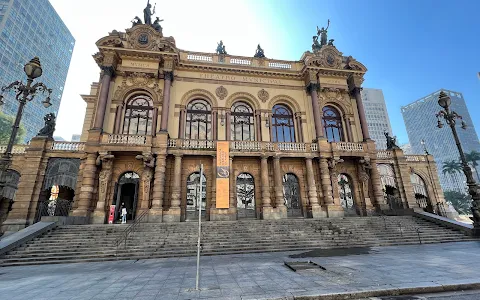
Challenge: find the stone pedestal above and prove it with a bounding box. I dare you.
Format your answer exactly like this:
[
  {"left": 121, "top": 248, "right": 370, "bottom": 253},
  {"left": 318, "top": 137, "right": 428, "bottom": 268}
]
[
  {"left": 210, "top": 208, "right": 237, "bottom": 221},
  {"left": 325, "top": 204, "right": 345, "bottom": 218},
  {"left": 263, "top": 206, "right": 287, "bottom": 220},
  {"left": 91, "top": 212, "right": 106, "bottom": 224},
  {"left": 162, "top": 208, "right": 181, "bottom": 223},
  {"left": 148, "top": 208, "right": 163, "bottom": 223},
  {"left": 311, "top": 205, "right": 328, "bottom": 218}
]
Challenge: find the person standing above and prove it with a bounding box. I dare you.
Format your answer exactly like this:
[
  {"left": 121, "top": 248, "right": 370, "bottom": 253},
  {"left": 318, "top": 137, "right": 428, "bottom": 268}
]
[{"left": 121, "top": 203, "right": 127, "bottom": 224}]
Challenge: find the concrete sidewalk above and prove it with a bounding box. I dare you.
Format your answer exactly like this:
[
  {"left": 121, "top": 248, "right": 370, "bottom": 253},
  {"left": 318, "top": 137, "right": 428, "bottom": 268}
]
[{"left": 1, "top": 241, "right": 480, "bottom": 300}]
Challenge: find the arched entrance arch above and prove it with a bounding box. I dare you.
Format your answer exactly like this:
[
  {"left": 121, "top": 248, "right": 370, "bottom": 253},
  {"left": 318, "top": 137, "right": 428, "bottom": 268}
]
[
  {"left": 0, "top": 169, "right": 20, "bottom": 223},
  {"left": 338, "top": 174, "right": 358, "bottom": 216},
  {"left": 283, "top": 173, "right": 302, "bottom": 217},
  {"left": 411, "top": 173, "right": 433, "bottom": 213},
  {"left": 236, "top": 173, "right": 256, "bottom": 219},
  {"left": 36, "top": 158, "right": 80, "bottom": 222},
  {"left": 113, "top": 171, "right": 140, "bottom": 223},
  {"left": 377, "top": 164, "right": 403, "bottom": 210},
  {"left": 186, "top": 172, "right": 207, "bottom": 221}
]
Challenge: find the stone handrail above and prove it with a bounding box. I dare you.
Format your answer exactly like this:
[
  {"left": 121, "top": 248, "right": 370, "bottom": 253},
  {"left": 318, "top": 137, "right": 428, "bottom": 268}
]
[
  {"left": 0, "top": 145, "right": 27, "bottom": 154},
  {"left": 51, "top": 142, "right": 85, "bottom": 151},
  {"left": 107, "top": 134, "right": 147, "bottom": 145},
  {"left": 334, "top": 142, "right": 364, "bottom": 152},
  {"left": 168, "top": 139, "right": 216, "bottom": 150},
  {"left": 168, "top": 140, "right": 317, "bottom": 153},
  {"left": 405, "top": 155, "right": 427, "bottom": 162},
  {"left": 377, "top": 150, "right": 393, "bottom": 159}
]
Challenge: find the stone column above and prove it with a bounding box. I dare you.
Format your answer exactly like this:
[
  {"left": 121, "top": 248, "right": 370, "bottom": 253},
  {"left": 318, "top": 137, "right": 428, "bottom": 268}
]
[
  {"left": 348, "top": 75, "right": 370, "bottom": 141},
  {"left": 179, "top": 108, "right": 186, "bottom": 139},
  {"left": 150, "top": 154, "right": 166, "bottom": 222},
  {"left": 255, "top": 110, "right": 262, "bottom": 142},
  {"left": 164, "top": 154, "right": 182, "bottom": 222},
  {"left": 212, "top": 111, "right": 218, "bottom": 140},
  {"left": 92, "top": 153, "right": 114, "bottom": 224},
  {"left": 295, "top": 113, "right": 304, "bottom": 143},
  {"left": 370, "top": 158, "right": 389, "bottom": 210},
  {"left": 140, "top": 167, "right": 154, "bottom": 211},
  {"left": 344, "top": 115, "right": 354, "bottom": 142},
  {"left": 225, "top": 110, "right": 231, "bottom": 140},
  {"left": 152, "top": 108, "right": 158, "bottom": 137},
  {"left": 306, "top": 158, "right": 324, "bottom": 218},
  {"left": 210, "top": 155, "right": 217, "bottom": 210},
  {"left": 93, "top": 66, "right": 114, "bottom": 130},
  {"left": 72, "top": 153, "right": 98, "bottom": 217},
  {"left": 160, "top": 71, "right": 173, "bottom": 132},
  {"left": 261, "top": 156, "right": 271, "bottom": 209},
  {"left": 114, "top": 105, "right": 123, "bottom": 134},
  {"left": 306, "top": 72, "right": 324, "bottom": 139},
  {"left": 271, "top": 156, "right": 287, "bottom": 219},
  {"left": 319, "top": 157, "right": 343, "bottom": 217}
]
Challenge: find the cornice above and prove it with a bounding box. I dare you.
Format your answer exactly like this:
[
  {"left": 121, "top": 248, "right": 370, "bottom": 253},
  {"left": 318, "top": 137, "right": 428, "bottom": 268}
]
[{"left": 176, "top": 64, "right": 302, "bottom": 80}]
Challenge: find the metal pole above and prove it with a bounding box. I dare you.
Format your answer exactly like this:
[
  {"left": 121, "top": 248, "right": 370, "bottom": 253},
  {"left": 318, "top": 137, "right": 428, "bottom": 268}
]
[{"left": 195, "top": 164, "right": 203, "bottom": 291}]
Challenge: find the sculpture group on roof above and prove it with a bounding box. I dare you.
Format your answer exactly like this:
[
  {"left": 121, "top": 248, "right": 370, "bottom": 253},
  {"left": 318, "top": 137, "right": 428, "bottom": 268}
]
[
  {"left": 131, "top": 0, "right": 163, "bottom": 34},
  {"left": 216, "top": 40, "right": 227, "bottom": 55},
  {"left": 254, "top": 44, "right": 266, "bottom": 58},
  {"left": 312, "top": 19, "right": 334, "bottom": 53}
]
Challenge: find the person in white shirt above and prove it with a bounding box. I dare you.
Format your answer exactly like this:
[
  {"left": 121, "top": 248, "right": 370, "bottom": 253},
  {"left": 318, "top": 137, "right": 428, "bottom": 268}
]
[{"left": 121, "top": 203, "right": 127, "bottom": 224}]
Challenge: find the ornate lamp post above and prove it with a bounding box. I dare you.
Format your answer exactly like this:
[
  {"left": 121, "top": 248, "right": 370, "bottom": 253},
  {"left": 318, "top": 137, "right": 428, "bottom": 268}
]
[
  {"left": 0, "top": 57, "right": 52, "bottom": 179},
  {"left": 436, "top": 91, "right": 480, "bottom": 233},
  {"left": 421, "top": 139, "right": 429, "bottom": 155}
]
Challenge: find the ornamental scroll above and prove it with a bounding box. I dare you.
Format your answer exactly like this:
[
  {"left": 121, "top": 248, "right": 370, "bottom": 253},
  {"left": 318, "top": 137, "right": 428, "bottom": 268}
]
[{"left": 216, "top": 141, "right": 230, "bottom": 209}]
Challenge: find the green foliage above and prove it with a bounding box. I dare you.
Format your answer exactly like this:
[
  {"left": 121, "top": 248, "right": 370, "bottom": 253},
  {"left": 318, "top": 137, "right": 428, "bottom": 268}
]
[
  {"left": 465, "top": 151, "right": 480, "bottom": 181},
  {"left": 0, "top": 111, "right": 26, "bottom": 144},
  {"left": 444, "top": 190, "right": 471, "bottom": 215},
  {"left": 442, "top": 160, "right": 462, "bottom": 175}
]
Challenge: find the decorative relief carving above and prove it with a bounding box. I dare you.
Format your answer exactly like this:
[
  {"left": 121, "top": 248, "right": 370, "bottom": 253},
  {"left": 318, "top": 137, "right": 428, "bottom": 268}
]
[
  {"left": 216, "top": 86, "right": 228, "bottom": 100},
  {"left": 257, "top": 89, "right": 270, "bottom": 103},
  {"left": 113, "top": 72, "right": 162, "bottom": 104},
  {"left": 306, "top": 46, "right": 343, "bottom": 69},
  {"left": 345, "top": 56, "right": 367, "bottom": 72},
  {"left": 318, "top": 87, "right": 352, "bottom": 114}
]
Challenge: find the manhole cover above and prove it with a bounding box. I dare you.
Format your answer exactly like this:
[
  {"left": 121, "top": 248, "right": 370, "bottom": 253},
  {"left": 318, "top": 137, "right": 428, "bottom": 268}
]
[{"left": 284, "top": 261, "right": 326, "bottom": 272}]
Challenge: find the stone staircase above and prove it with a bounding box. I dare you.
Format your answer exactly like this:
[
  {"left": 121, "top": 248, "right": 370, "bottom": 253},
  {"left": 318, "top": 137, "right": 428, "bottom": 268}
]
[{"left": 0, "top": 216, "right": 475, "bottom": 267}]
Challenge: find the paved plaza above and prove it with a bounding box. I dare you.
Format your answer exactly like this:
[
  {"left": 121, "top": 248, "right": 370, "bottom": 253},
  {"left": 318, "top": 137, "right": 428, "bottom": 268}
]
[{"left": 1, "top": 241, "right": 480, "bottom": 300}]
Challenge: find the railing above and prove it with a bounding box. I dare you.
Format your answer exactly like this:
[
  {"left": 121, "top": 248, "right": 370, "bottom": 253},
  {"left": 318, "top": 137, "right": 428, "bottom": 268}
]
[
  {"left": 181, "top": 139, "right": 216, "bottom": 149},
  {"left": 311, "top": 143, "right": 318, "bottom": 152},
  {"left": 268, "top": 62, "right": 292, "bottom": 69},
  {"left": 277, "top": 142, "right": 306, "bottom": 152},
  {"left": 107, "top": 134, "right": 147, "bottom": 145},
  {"left": 377, "top": 150, "right": 393, "bottom": 159},
  {"left": 51, "top": 142, "right": 85, "bottom": 151},
  {"left": 0, "top": 145, "right": 27, "bottom": 154},
  {"left": 231, "top": 141, "right": 262, "bottom": 151},
  {"left": 34, "top": 199, "right": 73, "bottom": 223},
  {"left": 187, "top": 54, "right": 213, "bottom": 62},
  {"left": 114, "top": 209, "right": 149, "bottom": 257},
  {"left": 169, "top": 139, "right": 318, "bottom": 153},
  {"left": 334, "top": 142, "right": 364, "bottom": 152},
  {"left": 230, "top": 58, "right": 251, "bottom": 65},
  {"left": 405, "top": 155, "right": 427, "bottom": 162}
]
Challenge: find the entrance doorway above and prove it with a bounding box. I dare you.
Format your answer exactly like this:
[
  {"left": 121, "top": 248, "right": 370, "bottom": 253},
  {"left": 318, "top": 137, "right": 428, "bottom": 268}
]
[
  {"left": 114, "top": 172, "right": 139, "bottom": 223},
  {"left": 236, "top": 173, "right": 256, "bottom": 219},
  {"left": 283, "top": 173, "right": 302, "bottom": 218},
  {"left": 186, "top": 172, "right": 207, "bottom": 221},
  {"left": 338, "top": 174, "right": 358, "bottom": 216}
]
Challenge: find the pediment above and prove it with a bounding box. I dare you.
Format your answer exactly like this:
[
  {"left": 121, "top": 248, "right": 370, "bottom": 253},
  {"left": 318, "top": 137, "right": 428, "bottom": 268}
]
[
  {"left": 305, "top": 46, "right": 344, "bottom": 69},
  {"left": 125, "top": 25, "right": 177, "bottom": 53}
]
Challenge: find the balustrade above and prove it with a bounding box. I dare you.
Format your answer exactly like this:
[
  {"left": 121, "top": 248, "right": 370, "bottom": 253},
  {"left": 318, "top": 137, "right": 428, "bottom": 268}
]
[
  {"left": 377, "top": 150, "right": 393, "bottom": 159},
  {"left": 268, "top": 62, "right": 292, "bottom": 69},
  {"left": 107, "top": 134, "right": 147, "bottom": 145},
  {"left": 187, "top": 54, "right": 212, "bottom": 62},
  {"left": 334, "top": 142, "right": 364, "bottom": 152},
  {"left": 168, "top": 139, "right": 318, "bottom": 153},
  {"left": 405, "top": 155, "right": 427, "bottom": 162},
  {"left": 0, "top": 145, "right": 27, "bottom": 154},
  {"left": 51, "top": 142, "right": 85, "bottom": 151},
  {"left": 230, "top": 58, "right": 251, "bottom": 65}
]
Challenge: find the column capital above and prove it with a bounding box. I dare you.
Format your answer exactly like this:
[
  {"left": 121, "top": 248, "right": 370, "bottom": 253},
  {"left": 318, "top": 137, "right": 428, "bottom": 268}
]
[
  {"left": 100, "top": 66, "right": 115, "bottom": 77},
  {"left": 261, "top": 154, "right": 270, "bottom": 160},
  {"left": 347, "top": 74, "right": 364, "bottom": 93},
  {"left": 306, "top": 82, "right": 321, "bottom": 95},
  {"left": 163, "top": 71, "right": 174, "bottom": 82},
  {"left": 173, "top": 153, "right": 183, "bottom": 158}
]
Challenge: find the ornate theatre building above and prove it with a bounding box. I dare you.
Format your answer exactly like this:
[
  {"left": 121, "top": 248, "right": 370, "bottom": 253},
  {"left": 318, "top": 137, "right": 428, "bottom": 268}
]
[{"left": 0, "top": 9, "right": 449, "bottom": 233}]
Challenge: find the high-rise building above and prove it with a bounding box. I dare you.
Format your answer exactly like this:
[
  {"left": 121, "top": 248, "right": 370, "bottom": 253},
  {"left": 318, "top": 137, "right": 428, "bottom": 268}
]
[
  {"left": 400, "top": 143, "right": 414, "bottom": 155},
  {"left": 0, "top": 0, "right": 74, "bottom": 143},
  {"left": 361, "top": 88, "right": 393, "bottom": 149},
  {"left": 71, "top": 134, "right": 80, "bottom": 142},
  {"left": 401, "top": 89, "right": 480, "bottom": 193}
]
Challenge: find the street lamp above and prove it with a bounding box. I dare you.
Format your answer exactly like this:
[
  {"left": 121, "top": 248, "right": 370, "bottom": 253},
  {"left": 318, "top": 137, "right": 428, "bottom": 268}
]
[
  {"left": 436, "top": 90, "right": 480, "bottom": 234},
  {"left": 0, "top": 57, "right": 52, "bottom": 179},
  {"left": 420, "top": 139, "right": 429, "bottom": 155}
]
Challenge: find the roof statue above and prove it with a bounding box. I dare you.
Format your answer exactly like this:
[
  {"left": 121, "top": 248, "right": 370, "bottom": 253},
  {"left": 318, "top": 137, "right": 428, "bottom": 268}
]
[
  {"left": 37, "top": 113, "right": 56, "bottom": 138},
  {"left": 312, "top": 36, "right": 321, "bottom": 53},
  {"left": 153, "top": 17, "right": 164, "bottom": 34},
  {"left": 385, "top": 131, "right": 400, "bottom": 150},
  {"left": 317, "top": 19, "right": 330, "bottom": 46},
  {"left": 254, "top": 44, "right": 266, "bottom": 58},
  {"left": 132, "top": 16, "right": 143, "bottom": 27},
  {"left": 216, "top": 40, "right": 227, "bottom": 55},
  {"left": 144, "top": 0, "right": 156, "bottom": 25}
]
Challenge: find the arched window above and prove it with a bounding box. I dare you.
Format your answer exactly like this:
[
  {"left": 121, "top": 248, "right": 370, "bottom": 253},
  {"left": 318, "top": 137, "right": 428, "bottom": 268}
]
[
  {"left": 123, "top": 95, "right": 154, "bottom": 135},
  {"left": 323, "top": 106, "right": 344, "bottom": 142},
  {"left": 272, "top": 104, "right": 295, "bottom": 142},
  {"left": 186, "top": 99, "right": 212, "bottom": 140},
  {"left": 231, "top": 102, "right": 255, "bottom": 141}
]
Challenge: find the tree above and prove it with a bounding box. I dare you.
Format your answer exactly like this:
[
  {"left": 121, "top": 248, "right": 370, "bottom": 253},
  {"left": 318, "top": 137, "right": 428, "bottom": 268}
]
[
  {"left": 444, "top": 190, "right": 471, "bottom": 215},
  {"left": 442, "top": 160, "right": 463, "bottom": 191},
  {"left": 0, "top": 111, "right": 26, "bottom": 145},
  {"left": 465, "top": 150, "right": 480, "bottom": 182}
]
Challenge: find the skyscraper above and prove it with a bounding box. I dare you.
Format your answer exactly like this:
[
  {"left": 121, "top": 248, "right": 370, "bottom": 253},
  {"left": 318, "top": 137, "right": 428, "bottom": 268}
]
[
  {"left": 401, "top": 89, "right": 480, "bottom": 193},
  {"left": 0, "top": 0, "right": 74, "bottom": 143},
  {"left": 361, "top": 88, "right": 393, "bottom": 149}
]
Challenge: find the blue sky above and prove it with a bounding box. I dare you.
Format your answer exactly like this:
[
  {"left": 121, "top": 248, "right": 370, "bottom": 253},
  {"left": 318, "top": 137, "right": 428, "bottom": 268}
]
[
  {"left": 51, "top": 0, "right": 479, "bottom": 143},
  {"left": 251, "top": 0, "right": 480, "bottom": 144}
]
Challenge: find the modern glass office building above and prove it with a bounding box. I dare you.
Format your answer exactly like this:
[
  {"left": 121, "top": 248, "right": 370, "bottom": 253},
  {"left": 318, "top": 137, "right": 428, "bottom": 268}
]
[
  {"left": 0, "top": 0, "right": 74, "bottom": 143},
  {"left": 402, "top": 89, "right": 480, "bottom": 193},
  {"left": 361, "top": 88, "right": 393, "bottom": 150}
]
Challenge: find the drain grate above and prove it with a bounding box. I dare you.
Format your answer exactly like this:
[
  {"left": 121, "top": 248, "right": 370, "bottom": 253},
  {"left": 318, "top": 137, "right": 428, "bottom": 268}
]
[{"left": 284, "top": 261, "right": 326, "bottom": 272}]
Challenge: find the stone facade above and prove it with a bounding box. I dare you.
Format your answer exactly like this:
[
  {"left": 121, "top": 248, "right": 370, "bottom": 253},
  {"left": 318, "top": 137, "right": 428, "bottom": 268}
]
[{"left": 0, "top": 22, "right": 450, "bottom": 233}]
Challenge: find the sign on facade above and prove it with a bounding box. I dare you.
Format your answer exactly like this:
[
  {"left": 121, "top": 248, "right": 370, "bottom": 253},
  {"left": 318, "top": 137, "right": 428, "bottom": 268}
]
[{"left": 216, "top": 141, "right": 230, "bottom": 209}]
